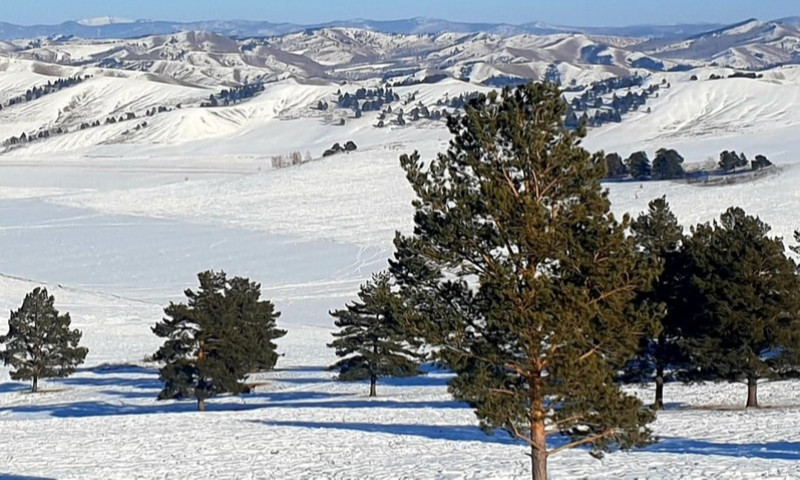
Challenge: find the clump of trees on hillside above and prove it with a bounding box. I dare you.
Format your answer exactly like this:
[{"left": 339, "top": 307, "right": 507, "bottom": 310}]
[
  {"left": 201, "top": 82, "right": 266, "bottom": 107},
  {"left": 3, "top": 75, "right": 90, "bottom": 109},
  {"left": 601, "top": 148, "right": 774, "bottom": 182}
]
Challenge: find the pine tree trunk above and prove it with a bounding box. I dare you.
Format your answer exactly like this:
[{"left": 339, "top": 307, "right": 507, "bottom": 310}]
[
  {"left": 531, "top": 423, "right": 547, "bottom": 480},
  {"left": 530, "top": 371, "right": 548, "bottom": 480},
  {"left": 31, "top": 376, "right": 38, "bottom": 393},
  {"left": 197, "top": 397, "right": 206, "bottom": 412},
  {"left": 746, "top": 377, "right": 758, "bottom": 408},
  {"left": 654, "top": 364, "right": 664, "bottom": 410},
  {"left": 369, "top": 375, "right": 377, "bottom": 397}
]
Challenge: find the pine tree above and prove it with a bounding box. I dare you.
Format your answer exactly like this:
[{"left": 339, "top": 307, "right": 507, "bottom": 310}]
[
  {"left": 329, "top": 272, "right": 422, "bottom": 396},
  {"left": 752, "top": 154, "right": 773, "bottom": 170},
  {"left": 152, "top": 271, "right": 286, "bottom": 411},
  {"left": 227, "top": 276, "right": 286, "bottom": 373},
  {"left": 627, "top": 197, "right": 693, "bottom": 409},
  {"left": 652, "top": 148, "right": 685, "bottom": 180},
  {"left": 0, "top": 288, "right": 87, "bottom": 392},
  {"left": 390, "top": 82, "right": 658, "bottom": 480},
  {"left": 605, "top": 152, "right": 627, "bottom": 178},
  {"left": 718, "top": 150, "right": 747, "bottom": 172},
  {"left": 626, "top": 151, "right": 652, "bottom": 180},
  {"left": 683, "top": 208, "right": 800, "bottom": 407}
]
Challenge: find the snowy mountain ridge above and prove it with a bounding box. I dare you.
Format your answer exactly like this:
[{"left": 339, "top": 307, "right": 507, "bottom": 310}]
[
  {"left": 0, "top": 17, "right": 728, "bottom": 41},
  {"left": 76, "top": 17, "right": 135, "bottom": 27}
]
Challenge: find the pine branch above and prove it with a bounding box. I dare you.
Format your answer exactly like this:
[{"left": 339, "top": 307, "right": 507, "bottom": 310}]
[{"left": 547, "top": 429, "right": 615, "bottom": 456}]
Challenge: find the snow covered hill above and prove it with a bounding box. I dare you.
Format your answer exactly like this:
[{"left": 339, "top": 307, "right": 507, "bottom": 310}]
[
  {"left": 636, "top": 18, "right": 800, "bottom": 69},
  {"left": 0, "top": 22, "right": 797, "bottom": 161}
]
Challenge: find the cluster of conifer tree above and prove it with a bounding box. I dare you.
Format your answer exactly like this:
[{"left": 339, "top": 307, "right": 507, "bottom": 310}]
[
  {"left": 624, "top": 198, "right": 800, "bottom": 411},
  {"left": 605, "top": 149, "right": 774, "bottom": 180},
  {"left": 336, "top": 86, "right": 399, "bottom": 114},
  {"left": 565, "top": 76, "right": 662, "bottom": 129},
  {"left": 2, "top": 75, "right": 90, "bottom": 109},
  {"left": 3, "top": 102, "right": 184, "bottom": 149},
  {"left": 201, "top": 82, "right": 266, "bottom": 107}
]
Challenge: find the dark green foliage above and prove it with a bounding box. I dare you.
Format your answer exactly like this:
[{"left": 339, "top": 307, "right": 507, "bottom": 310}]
[
  {"left": 0, "top": 288, "right": 87, "bottom": 392},
  {"left": 626, "top": 151, "right": 652, "bottom": 180},
  {"left": 390, "top": 82, "right": 658, "bottom": 479},
  {"left": 792, "top": 231, "right": 800, "bottom": 261},
  {"left": 626, "top": 197, "right": 693, "bottom": 408},
  {"left": 605, "top": 152, "right": 627, "bottom": 178},
  {"left": 328, "top": 272, "right": 423, "bottom": 396},
  {"left": 652, "top": 149, "right": 685, "bottom": 180},
  {"left": 152, "top": 271, "right": 286, "bottom": 410},
  {"left": 752, "top": 154, "right": 773, "bottom": 170},
  {"left": 718, "top": 150, "right": 748, "bottom": 172},
  {"left": 683, "top": 208, "right": 800, "bottom": 407}
]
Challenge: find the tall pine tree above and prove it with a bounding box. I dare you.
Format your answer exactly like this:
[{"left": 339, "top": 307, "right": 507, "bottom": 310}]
[
  {"left": 329, "top": 272, "right": 422, "bottom": 397},
  {"left": 0, "top": 288, "right": 88, "bottom": 392},
  {"left": 390, "top": 82, "right": 658, "bottom": 480},
  {"left": 683, "top": 208, "right": 800, "bottom": 407},
  {"left": 627, "top": 197, "right": 693, "bottom": 409},
  {"left": 152, "top": 271, "right": 286, "bottom": 411}
]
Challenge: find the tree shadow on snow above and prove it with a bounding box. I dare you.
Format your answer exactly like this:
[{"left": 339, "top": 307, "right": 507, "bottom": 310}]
[
  {"left": 79, "top": 364, "right": 156, "bottom": 375},
  {"left": 0, "top": 474, "right": 55, "bottom": 480},
  {"left": 648, "top": 437, "right": 800, "bottom": 461},
  {"left": 0, "top": 381, "right": 29, "bottom": 393},
  {"left": 0, "top": 390, "right": 351, "bottom": 418},
  {"left": 251, "top": 392, "right": 467, "bottom": 410},
  {"left": 254, "top": 419, "right": 517, "bottom": 445},
  {"left": 56, "top": 375, "right": 161, "bottom": 390}
]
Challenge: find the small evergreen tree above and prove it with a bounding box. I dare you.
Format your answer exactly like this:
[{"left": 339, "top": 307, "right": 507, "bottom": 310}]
[
  {"left": 626, "top": 151, "right": 652, "bottom": 180},
  {"left": 752, "top": 154, "right": 773, "bottom": 170},
  {"left": 152, "top": 271, "right": 286, "bottom": 411},
  {"left": 328, "top": 272, "right": 422, "bottom": 397},
  {"left": 627, "top": 197, "right": 693, "bottom": 409},
  {"left": 718, "top": 150, "right": 748, "bottom": 172},
  {"left": 652, "top": 148, "right": 685, "bottom": 180},
  {"left": 0, "top": 288, "right": 87, "bottom": 392},
  {"left": 605, "top": 152, "right": 627, "bottom": 178},
  {"left": 391, "top": 82, "right": 658, "bottom": 480},
  {"left": 683, "top": 208, "right": 800, "bottom": 407}
]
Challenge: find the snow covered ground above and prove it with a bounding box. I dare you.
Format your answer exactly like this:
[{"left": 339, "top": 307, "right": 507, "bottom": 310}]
[{"left": 1, "top": 64, "right": 800, "bottom": 479}]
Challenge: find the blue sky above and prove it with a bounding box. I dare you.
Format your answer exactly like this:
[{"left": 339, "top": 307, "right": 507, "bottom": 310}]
[{"left": 1, "top": 0, "right": 797, "bottom": 26}]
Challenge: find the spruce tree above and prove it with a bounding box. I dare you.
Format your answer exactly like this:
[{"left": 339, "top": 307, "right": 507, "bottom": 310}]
[
  {"left": 152, "top": 271, "right": 286, "bottom": 411},
  {"left": 683, "top": 208, "right": 800, "bottom": 407},
  {"left": 627, "top": 197, "right": 693, "bottom": 409},
  {"left": 0, "top": 288, "right": 88, "bottom": 392},
  {"left": 390, "top": 82, "right": 658, "bottom": 480},
  {"left": 329, "top": 272, "right": 422, "bottom": 396}
]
